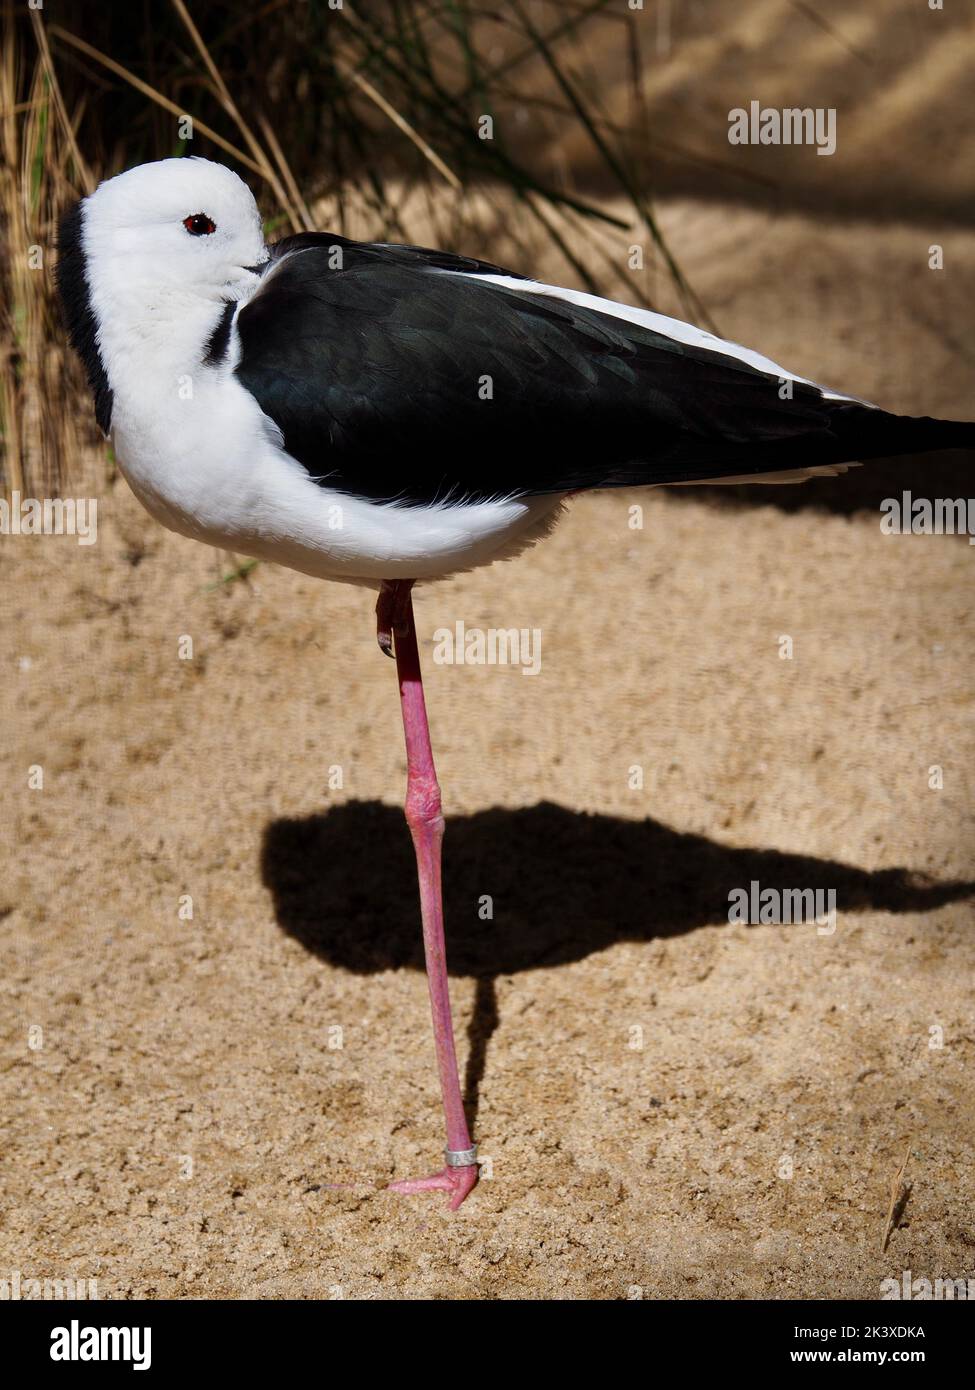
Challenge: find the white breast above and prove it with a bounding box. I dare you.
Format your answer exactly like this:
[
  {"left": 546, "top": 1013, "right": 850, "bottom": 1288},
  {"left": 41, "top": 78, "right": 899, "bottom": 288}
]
[{"left": 111, "top": 349, "right": 564, "bottom": 587}]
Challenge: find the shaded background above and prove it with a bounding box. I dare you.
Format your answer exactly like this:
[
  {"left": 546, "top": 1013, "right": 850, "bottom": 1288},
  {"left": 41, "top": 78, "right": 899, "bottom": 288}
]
[{"left": 1, "top": 0, "right": 973, "bottom": 1299}]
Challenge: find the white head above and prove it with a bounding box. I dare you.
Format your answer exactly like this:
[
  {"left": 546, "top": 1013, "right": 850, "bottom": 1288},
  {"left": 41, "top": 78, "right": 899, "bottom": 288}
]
[
  {"left": 58, "top": 158, "right": 267, "bottom": 431},
  {"left": 76, "top": 156, "right": 265, "bottom": 294}
]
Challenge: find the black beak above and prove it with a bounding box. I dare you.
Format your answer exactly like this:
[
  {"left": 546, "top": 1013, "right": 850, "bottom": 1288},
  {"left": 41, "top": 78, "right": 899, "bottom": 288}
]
[{"left": 243, "top": 262, "right": 267, "bottom": 276}]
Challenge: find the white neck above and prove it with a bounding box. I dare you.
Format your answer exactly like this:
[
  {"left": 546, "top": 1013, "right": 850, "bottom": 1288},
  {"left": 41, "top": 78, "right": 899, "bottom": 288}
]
[{"left": 93, "top": 280, "right": 229, "bottom": 407}]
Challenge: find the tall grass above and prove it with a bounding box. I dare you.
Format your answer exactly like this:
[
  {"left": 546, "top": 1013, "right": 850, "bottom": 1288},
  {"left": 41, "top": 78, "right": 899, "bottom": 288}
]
[
  {"left": 1, "top": 0, "right": 701, "bottom": 496},
  {"left": 1, "top": 2, "right": 94, "bottom": 498}
]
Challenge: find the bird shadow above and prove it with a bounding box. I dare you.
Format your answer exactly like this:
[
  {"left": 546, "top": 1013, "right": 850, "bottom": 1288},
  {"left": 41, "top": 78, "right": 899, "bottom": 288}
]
[{"left": 260, "top": 800, "right": 973, "bottom": 1127}]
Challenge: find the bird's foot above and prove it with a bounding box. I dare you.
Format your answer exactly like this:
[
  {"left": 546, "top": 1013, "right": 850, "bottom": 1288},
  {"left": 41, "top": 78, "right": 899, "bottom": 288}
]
[{"left": 387, "top": 1163, "right": 479, "bottom": 1211}]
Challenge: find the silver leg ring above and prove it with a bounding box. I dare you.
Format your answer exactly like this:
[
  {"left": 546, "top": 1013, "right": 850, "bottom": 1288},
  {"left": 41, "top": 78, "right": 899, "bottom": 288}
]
[{"left": 444, "top": 1145, "right": 478, "bottom": 1168}]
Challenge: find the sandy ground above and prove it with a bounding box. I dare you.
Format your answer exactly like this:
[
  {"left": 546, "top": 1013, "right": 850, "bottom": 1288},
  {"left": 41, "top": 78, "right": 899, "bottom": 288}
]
[{"left": 1, "top": 187, "right": 973, "bottom": 1299}]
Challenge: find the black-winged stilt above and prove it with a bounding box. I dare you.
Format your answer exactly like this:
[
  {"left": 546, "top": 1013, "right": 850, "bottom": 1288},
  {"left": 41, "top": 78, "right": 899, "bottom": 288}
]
[{"left": 57, "top": 157, "right": 975, "bottom": 1210}]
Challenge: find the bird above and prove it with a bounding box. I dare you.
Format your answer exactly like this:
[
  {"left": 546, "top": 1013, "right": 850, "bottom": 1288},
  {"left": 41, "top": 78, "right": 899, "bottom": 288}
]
[{"left": 57, "top": 156, "right": 974, "bottom": 1210}]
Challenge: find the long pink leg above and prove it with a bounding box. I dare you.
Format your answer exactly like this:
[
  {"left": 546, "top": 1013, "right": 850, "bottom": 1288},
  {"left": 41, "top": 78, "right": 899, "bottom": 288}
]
[{"left": 377, "top": 580, "right": 479, "bottom": 1211}]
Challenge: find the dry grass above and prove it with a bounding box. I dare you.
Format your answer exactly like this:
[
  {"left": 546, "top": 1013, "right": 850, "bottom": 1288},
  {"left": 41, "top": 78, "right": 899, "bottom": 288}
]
[
  {"left": 881, "top": 1135, "right": 914, "bottom": 1255},
  {"left": 0, "top": 3, "right": 94, "bottom": 497}
]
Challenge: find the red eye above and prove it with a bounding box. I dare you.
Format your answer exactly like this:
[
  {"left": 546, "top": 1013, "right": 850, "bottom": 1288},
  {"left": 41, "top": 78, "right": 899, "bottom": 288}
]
[{"left": 183, "top": 213, "right": 216, "bottom": 237}]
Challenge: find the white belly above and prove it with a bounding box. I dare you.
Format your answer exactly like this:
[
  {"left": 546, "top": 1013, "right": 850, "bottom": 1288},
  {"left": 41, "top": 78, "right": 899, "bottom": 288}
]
[{"left": 112, "top": 373, "right": 565, "bottom": 586}]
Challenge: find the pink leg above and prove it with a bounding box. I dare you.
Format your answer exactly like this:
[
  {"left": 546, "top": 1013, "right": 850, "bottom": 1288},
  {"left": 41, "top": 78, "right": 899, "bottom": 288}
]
[{"left": 377, "top": 580, "right": 479, "bottom": 1211}]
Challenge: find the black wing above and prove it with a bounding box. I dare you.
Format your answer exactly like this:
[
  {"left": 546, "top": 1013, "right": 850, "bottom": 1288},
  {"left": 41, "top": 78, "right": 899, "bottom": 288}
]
[{"left": 235, "top": 233, "right": 973, "bottom": 505}]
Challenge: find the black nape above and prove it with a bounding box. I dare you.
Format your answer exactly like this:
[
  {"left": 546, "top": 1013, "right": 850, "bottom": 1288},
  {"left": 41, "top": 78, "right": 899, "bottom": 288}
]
[
  {"left": 203, "top": 301, "right": 235, "bottom": 367},
  {"left": 56, "top": 201, "right": 113, "bottom": 436}
]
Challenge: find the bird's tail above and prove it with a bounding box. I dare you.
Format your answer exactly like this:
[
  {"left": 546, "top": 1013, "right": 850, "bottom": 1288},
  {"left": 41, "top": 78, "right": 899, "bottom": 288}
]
[
  {"left": 836, "top": 409, "right": 975, "bottom": 461},
  {"left": 632, "top": 405, "right": 975, "bottom": 490}
]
